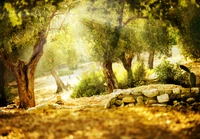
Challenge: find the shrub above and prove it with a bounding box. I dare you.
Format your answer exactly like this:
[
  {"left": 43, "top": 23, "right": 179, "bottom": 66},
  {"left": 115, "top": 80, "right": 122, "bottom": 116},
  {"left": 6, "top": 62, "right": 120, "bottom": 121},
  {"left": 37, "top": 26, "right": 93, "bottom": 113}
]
[
  {"left": 70, "top": 70, "right": 106, "bottom": 98},
  {"left": 132, "top": 60, "right": 146, "bottom": 86},
  {"left": 113, "top": 64, "right": 128, "bottom": 89},
  {"left": 154, "top": 59, "right": 189, "bottom": 86}
]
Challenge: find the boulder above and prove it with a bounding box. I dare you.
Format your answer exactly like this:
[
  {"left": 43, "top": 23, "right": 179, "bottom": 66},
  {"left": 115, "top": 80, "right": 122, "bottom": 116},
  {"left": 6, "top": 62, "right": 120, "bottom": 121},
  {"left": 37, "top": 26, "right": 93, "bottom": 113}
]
[
  {"left": 173, "top": 88, "right": 181, "bottom": 94},
  {"left": 122, "top": 95, "right": 135, "bottom": 103},
  {"left": 191, "top": 87, "right": 199, "bottom": 94},
  {"left": 142, "top": 89, "right": 158, "bottom": 98},
  {"left": 157, "top": 94, "right": 169, "bottom": 103}
]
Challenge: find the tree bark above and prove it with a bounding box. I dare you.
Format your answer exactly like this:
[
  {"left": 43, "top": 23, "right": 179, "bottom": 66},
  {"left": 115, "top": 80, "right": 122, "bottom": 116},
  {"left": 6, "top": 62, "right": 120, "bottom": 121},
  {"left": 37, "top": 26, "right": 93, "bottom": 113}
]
[
  {"left": 51, "top": 69, "right": 66, "bottom": 93},
  {"left": 103, "top": 60, "right": 118, "bottom": 93},
  {"left": 0, "top": 60, "right": 7, "bottom": 106},
  {"left": 148, "top": 49, "right": 155, "bottom": 69},
  {"left": 0, "top": 31, "right": 46, "bottom": 109},
  {"left": 120, "top": 52, "right": 134, "bottom": 87}
]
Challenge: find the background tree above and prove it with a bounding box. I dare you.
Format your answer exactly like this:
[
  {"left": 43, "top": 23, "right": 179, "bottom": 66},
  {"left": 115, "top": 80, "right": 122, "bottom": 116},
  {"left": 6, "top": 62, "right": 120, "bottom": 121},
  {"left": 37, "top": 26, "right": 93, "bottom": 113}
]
[
  {"left": 132, "top": 0, "right": 200, "bottom": 60},
  {"left": 37, "top": 25, "right": 79, "bottom": 93},
  {"left": 142, "top": 19, "right": 171, "bottom": 69}
]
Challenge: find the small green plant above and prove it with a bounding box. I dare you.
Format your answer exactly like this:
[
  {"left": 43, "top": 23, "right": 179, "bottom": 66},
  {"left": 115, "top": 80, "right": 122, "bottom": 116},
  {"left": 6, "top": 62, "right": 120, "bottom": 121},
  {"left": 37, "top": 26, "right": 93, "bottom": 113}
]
[
  {"left": 180, "top": 65, "right": 196, "bottom": 87},
  {"left": 71, "top": 70, "right": 106, "bottom": 98},
  {"left": 113, "top": 64, "right": 128, "bottom": 89},
  {"left": 132, "top": 60, "right": 146, "bottom": 86}
]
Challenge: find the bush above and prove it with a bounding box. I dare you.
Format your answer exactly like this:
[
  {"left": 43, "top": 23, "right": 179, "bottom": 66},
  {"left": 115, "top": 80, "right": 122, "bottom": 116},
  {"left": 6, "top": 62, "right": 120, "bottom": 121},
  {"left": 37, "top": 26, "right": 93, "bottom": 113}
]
[
  {"left": 132, "top": 60, "right": 146, "bottom": 86},
  {"left": 70, "top": 70, "right": 106, "bottom": 98},
  {"left": 113, "top": 64, "right": 128, "bottom": 89},
  {"left": 154, "top": 60, "right": 189, "bottom": 86}
]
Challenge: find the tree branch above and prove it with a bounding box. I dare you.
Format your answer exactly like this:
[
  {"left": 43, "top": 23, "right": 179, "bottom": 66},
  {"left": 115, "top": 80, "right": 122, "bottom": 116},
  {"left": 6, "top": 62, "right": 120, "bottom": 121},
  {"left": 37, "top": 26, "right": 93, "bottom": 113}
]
[{"left": 123, "top": 16, "right": 148, "bottom": 27}]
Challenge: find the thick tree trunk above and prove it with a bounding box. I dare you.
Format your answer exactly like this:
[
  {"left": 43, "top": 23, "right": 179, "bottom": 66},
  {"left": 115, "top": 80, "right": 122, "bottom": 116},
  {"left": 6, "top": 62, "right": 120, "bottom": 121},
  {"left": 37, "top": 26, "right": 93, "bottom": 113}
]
[
  {"left": 13, "top": 61, "right": 36, "bottom": 109},
  {"left": 51, "top": 69, "right": 66, "bottom": 93},
  {"left": 103, "top": 60, "right": 118, "bottom": 93},
  {"left": 120, "top": 52, "right": 134, "bottom": 87},
  {"left": 148, "top": 50, "right": 155, "bottom": 69},
  {"left": 0, "top": 60, "right": 7, "bottom": 106},
  {"left": 0, "top": 31, "right": 46, "bottom": 109}
]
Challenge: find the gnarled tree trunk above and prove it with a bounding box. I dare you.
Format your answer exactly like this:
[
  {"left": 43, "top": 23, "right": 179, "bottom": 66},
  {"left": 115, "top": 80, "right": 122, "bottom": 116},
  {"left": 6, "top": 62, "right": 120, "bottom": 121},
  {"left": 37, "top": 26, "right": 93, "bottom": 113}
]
[
  {"left": 0, "top": 60, "right": 7, "bottom": 106},
  {"left": 120, "top": 52, "right": 134, "bottom": 87},
  {"left": 148, "top": 49, "right": 155, "bottom": 69},
  {"left": 51, "top": 69, "right": 66, "bottom": 93},
  {"left": 103, "top": 60, "right": 118, "bottom": 93},
  {"left": 0, "top": 31, "right": 46, "bottom": 109}
]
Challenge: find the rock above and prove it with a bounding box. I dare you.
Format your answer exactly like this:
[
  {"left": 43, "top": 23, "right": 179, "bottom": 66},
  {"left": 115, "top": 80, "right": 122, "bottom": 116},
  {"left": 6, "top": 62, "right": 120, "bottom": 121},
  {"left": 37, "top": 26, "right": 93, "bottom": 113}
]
[
  {"left": 173, "top": 101, "right": 188, "bottom": 107},
  {"left": 191, "top": 87, "right": 199, "bottom": 94},
  {"left": 151, "top": 104, "right": 167, "bottom": 107},
  {"left": 181, "top": 88, "right": 191, "bottom": 94},
  {"left": 130, "top": 91, "right": 143, "bottom": 96},
  {"left": 173, "top": 88, "right": 181, "bottom": 94},
  {"left": 145, "top": 99, "right": 157, "bottom": 105},
  {"left": 142, "top": 89, "right": 159, "bottom": 98},
  {"left": 186, "top": 98, "right": 195, "bottom": 104},
  {"left": 159, "top": 89, "right": 172, "bottom": 95},
  {"left": 113, "top": 89, "right": 123, "bottom": 95},
  {"left": 173, "top": 100, "right": 179, "bottom": 105},
  {"left": 127, "top": 103, "right": 135, "bottom": 107},
  {"left": 119, "top": 89, "right": 132, "bottom": 95},
  {"left": 157, "top": 94, "right": 169, "bottom": 103},
  {"left": 104, "top": 102, "right": 111, "bottom": 109},
  {"left": 6, "top": 104, "right": 16, "bottom": 109},
  {"left": 115, "top": 100, "right": 123, "bottom": 106},
  {"left": 136, "top": 96, "right": 144, "bottom": 103},
  {"left": 122, "top": 95, "right": 135, "bottom": 103},
  {"left": 35, "top": 103, "right": 49, "bottom": 110},
  {"left": 117, "top": 94, "right": 126, "bottom": 99},
  {"left": 170, "top": 94, "right": 181, "bottom": 100}
]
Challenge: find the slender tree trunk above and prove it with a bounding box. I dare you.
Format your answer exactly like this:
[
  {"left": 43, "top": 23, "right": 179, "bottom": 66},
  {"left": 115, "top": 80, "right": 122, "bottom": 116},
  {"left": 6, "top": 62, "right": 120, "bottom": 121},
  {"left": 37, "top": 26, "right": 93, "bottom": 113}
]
[
  {"left": 120, "top": 52, "right": 134, "bottom": 87},
  {"left": 0, "top": 31, "right": 46, "bottom": 109},
  {"left": 148, "top": 50, "right": 155, "bottom": 69},
  {"left": 0, "top": 60, "right": 7, "bottom": 106},
  {"left": 51, "top": 69, "right": 66, "bottom": 93},
  {"left": 102, "top": 60, "right": 118, "bottom": 93}
]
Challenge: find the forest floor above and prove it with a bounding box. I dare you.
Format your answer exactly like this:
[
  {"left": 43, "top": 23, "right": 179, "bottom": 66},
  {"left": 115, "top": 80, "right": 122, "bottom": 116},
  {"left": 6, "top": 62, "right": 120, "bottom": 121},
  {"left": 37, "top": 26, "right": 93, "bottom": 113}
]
[
  {"left": 1, "top": 48, "right": 200, "bottom": 139},
  {"left": 1, "top": 100, "right": 200, "bottom": 139}
]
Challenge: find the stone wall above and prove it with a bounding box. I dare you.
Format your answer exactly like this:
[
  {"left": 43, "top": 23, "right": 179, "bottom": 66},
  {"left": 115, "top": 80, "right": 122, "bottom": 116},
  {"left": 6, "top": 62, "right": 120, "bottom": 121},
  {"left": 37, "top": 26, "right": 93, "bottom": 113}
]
[{"left": 105, "top": 84, "right": 200, "bottom": 109}]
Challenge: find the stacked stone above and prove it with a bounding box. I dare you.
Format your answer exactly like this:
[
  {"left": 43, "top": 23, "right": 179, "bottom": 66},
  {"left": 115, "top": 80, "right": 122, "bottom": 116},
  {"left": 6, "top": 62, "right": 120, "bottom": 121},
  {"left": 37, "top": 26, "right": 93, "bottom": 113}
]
[{"left": 105, "top": 86, "right": 200, "bottom": 109}]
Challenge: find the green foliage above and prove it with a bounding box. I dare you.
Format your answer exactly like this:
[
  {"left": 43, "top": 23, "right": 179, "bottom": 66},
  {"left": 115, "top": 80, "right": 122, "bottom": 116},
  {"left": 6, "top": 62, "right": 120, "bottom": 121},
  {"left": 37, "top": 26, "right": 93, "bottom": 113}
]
[
  {"left": 132, "top": 60, "right": 146, "bottom": 86},
  {"left": 58, "top": 69, "right": 73, "bottom": 76},
  {"left": 154, "top": 60, "right": 176, "bottom": 83},
  {"left": 154, "top": 60, "right": 189, "bottom": 86},
  {"left": 142, "top": 19, "right": 171, "bottom": 57},
  {"left": 71, "top": 70, "right": 106, "bottom": 98},
  {"left": 36, "top": 26, "right": 79, "bottom": 75},
  {"left": 4, "top": 86, "right": 18, "bottom": 104},
  {"left": 113, "top": 64, "right": 128, "bottom": 89},
  {"left": 178, "top": 4, "right": 200, "bottom": 60}
]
